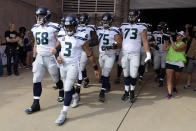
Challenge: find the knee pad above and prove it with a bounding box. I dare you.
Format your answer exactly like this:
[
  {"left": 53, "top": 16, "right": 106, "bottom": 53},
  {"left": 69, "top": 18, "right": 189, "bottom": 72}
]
[
  {"left": 56, "top": 79, "right": 63, "bottom": 89},
  {"left": 33, "top": 82, "right": 42, "bottom": 97},
  {"left": 130, "top": 77, "right": 137, "bottom": 86},
  {"left": 124, "top": 77, "right": 130, "bottom": 86},
  {"left": 102, "top": 67, "right": 111, "bottom": 77},
  {"left": 64, "top": 90, "right": 73, "bottom": 106}
]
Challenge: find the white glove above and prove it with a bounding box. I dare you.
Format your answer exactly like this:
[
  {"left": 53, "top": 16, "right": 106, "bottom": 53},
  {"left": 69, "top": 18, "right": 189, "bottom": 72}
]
[{"left": 144, "top": 52, "right": 151, "bottom": 63}]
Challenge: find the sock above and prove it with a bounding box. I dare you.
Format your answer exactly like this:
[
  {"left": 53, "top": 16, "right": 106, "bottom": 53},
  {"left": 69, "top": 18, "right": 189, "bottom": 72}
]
[
  {"left": 62, "top": 106, "right": 69, "bottom": 112},
  {"left": 125, "top": 85, "right": 130, "bottom": 92},
  {"left": 130, "top": 85, "right": 135, "bottom": 91},
  {"left": 33, "top": 82, "right": 42, "bottom": 99}
]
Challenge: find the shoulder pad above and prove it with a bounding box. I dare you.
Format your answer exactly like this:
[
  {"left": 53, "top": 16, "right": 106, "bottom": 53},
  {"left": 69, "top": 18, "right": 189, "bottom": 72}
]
[
  {"left": 137, "top": 23, "right": 148, "bottom": 28},
  {"left": 87, "top": 25, "right": 96, "bottom": 31},
  {"left": 74, "top": 32, "right": 88, "bottom": 41},
  {"left": 110, "top": 27, "right": 120, "bottom": 34},
  {"left": 47, "top": 22, "right": 60, "bottom": 31}
]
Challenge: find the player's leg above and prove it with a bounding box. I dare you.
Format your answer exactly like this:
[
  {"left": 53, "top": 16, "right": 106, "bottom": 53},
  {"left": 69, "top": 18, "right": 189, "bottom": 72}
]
[
  {"left": 153, "top": 51, "right": 161, "bottom": 82},
  {"left": 55, "top": 63, "right": 78, "bottom": 125},
  {"left": 115, "top": 51, "right": 123, "bottom": 83},
  {"left": 129, "top": 53, "right": 140, "bottom": 103},
  {"left": 138, "top": 51, "right": 146, "bottom": 81},
  {"left": 80, "top": 51, "right": 89, "bottom": 88},
  {"left": 99, "top": 54, "right": 115, "bottom": 102},
  {"left": 159, "top": 52, "right": 167, "bottom": 87},
  {"left": 47, "top": 56, "right": 64, "bottom": 102},
  {"left": 25, "top": 55, "right": 46, "bottom": 114},
  {"left": 121, "top": 53, "right": 130, "bottom": 101}
]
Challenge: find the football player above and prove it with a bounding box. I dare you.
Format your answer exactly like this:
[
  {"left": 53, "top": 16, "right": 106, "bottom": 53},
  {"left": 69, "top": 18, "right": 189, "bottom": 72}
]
[
  {"left": 25, "top": 7, "right": 64, "bottom": 114},
  {"left": 74, "top": 13, "right": 98, "bottom": 103},
  {"left": 152, "top": 22, "right": 168, "bottom": 87},
  {"left": 55, "top": 15, "right": 99, "bottom": 125},
  {"left": 97, "top": 13, "right": 122, "bottom": 102},
  {"left": 138, "top": 23, "right": 153, "bottom": 81},
  {"left": 120, "top": 9, "right": 151, "bottom": 103}
]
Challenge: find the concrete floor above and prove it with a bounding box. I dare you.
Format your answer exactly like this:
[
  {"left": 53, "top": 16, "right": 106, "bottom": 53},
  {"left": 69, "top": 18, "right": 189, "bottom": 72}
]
[{"left": 0, "top": 64, "right": 196, "bottom": 131}]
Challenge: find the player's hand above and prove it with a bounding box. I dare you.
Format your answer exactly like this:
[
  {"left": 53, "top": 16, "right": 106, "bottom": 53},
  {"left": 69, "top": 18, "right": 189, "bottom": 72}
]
[
  {"left": 57, "top": 56, "right": 63, "bottom": 64},
  {"left": 94, "top": 70, "right": 100, "bottom": 78},
  {"left": 49, "top": 48, "right": 57, "bottom": 55},
  {"left": 144, "top": 52, "right": 151, "bottom": 63}
]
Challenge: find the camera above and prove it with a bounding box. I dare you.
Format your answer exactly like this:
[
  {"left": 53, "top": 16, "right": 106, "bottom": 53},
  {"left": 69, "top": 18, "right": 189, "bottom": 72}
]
[{"left": 162, "top": 31, "right": 176, "bottom": 40}]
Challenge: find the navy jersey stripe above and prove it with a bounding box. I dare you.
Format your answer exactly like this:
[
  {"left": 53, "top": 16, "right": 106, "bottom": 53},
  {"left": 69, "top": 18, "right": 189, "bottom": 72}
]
[
  {"left": 47, "top": 25, "right": 60, "bottom": 31},
  {"left": 110, "top": 29, "right": 120, "bottom": 34},
  {"left": 74, "top": 36, "right": 87, "bottom": 41}
]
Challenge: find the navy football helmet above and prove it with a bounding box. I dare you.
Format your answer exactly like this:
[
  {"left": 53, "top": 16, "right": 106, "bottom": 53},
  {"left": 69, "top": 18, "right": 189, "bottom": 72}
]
[
  {"left": 101, "top": 13, "right": 112, "bottom": 28},
  {"left": 61, "top": 15, "right": 78, "bottom": 36},
  {"left": 79, "top": 13, "right": 90, "bottom": 26},
  {"left": 35, "top": 7, "right": 51, "bottom": 25},
  {"left": 128, "top": 9, "right": 140, "bottom": 23}
]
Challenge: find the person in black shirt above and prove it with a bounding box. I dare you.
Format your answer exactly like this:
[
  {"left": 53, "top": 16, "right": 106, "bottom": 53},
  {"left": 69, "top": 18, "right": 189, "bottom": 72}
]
[{"left": 5, "top": 24, "right": 20, "bottom": 76}]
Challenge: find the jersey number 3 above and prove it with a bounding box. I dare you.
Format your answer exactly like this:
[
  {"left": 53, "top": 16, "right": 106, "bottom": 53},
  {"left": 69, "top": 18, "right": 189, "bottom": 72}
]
[
  {"left": 36, "top": 32, "right": 48, "bottom": 45},
  {"left": 124, "top": 28, "right": 138, "bottom": 39},
  {"left": 64, "top": 42, "right": 72, "bottom": 57}
]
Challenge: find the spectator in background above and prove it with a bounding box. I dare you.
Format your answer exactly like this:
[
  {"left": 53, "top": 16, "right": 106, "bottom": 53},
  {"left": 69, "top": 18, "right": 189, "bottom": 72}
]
[
  {"left": 163, "top": 31, "right": 187, "bottom": 99},
  {"left": 184, "top": 24, "right": 196, "bottom": 91},
  {"left": 18, "top": 27, "right": 27, "bottom": 68},
  {"left": 24, "top": 31, "right": 34, "bottom": 69},
  {"left": 0, "top": 36, "right": 3, "bottom": 76},
  {"left": 5, "top": 23, "right": 20, "bottom": 76}
]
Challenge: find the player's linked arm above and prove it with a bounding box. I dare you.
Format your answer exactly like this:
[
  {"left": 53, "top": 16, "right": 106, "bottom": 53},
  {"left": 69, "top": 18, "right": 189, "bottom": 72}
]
[
  {"left": 141, "top": 29, "right": 151, "bottom": 63},
  {"left": 89, "top": 31, "right": 99, "bottom": 47},
  {"left": 82, "top": 41, "right": 100, "bottom": 78}
]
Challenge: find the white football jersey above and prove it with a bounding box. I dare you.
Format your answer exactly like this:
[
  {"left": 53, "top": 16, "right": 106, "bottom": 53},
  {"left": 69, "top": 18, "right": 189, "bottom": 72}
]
[
  {"left": 153, "top": 31, "right": 164, "bottom": 51},
  {"left": 121, "top": 23, "right": 147, "bottom": 53},
  {"left": 57, "top": 30, "right": 88, "bottom": 63},
  {"left": 31, "top": 22, "right": 60, "bottom": 56},
  {"left": 97, "top": 26, "right": 120, "bottom": 54},
  {"left": 77, "top": 24, "right": 96, "bottom": 40}
]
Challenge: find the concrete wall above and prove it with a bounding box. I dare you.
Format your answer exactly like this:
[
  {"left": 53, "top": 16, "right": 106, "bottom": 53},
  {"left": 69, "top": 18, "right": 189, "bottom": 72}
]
[{"left": 0, "top": 0, "right": 62, "bottom": 42}]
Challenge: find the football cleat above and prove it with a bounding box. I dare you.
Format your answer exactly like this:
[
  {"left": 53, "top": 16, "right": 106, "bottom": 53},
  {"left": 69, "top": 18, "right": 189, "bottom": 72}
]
[
  {"left": 25, "top": 104, "right": 40, "bottom": 114},
  {"left": 83, "top": 78, "right": 89, "bottom": 88},
  {"left": 99, "top": 91, "right": 105, "bottom": 102},
  {"left": 130, "top": 90, "right": 135, "bottom": 103},
  {"left": 55, "top": 110, "right": 67, "bottom": 126},
  {"left": 57, "top": 96, "right": 64, "bottom": 103},
  {"left": 121, "top": 91, "right": 129, "bottom": 101}
]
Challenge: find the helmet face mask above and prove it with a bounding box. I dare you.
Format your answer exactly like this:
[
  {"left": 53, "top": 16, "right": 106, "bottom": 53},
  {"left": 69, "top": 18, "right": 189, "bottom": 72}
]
[
  {"left": 36, "top": 15, "right": 45, "bottom": 25},
  {"left": 35, "top": 7, "right": 51, "bottom": 25},
  {"left": 61, "top": 15, "right": 78, "bottom": 36},
  {"left": 128, "top": 9, "right": 140, "bottom": 23},
  {"left": 101, "top": 13, "right": 112, "bottom": 28}
]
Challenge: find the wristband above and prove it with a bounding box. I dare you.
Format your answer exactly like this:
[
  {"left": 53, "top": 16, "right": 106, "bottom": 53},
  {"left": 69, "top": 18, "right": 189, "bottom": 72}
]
[{"left": 93, "top": 65, "right": 98, "bottom": 70}]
